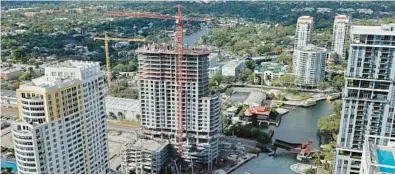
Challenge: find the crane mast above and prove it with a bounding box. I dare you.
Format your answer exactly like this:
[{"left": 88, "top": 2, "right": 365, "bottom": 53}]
[{"left": 93, "top": 32, "right": 145, "bottom": 88}]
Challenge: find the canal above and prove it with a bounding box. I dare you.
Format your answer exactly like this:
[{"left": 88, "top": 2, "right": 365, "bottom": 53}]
[{"left": 231, "top": 101, "right": 335, "bottom": 174}]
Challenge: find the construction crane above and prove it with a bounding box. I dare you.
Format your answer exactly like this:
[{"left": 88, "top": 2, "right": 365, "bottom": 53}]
[
  {"left": 93, "top": 32, "right": 145, "bottom": 88},
  {"left": 104, "top": 5, "right": 212, "bottom": 156}
]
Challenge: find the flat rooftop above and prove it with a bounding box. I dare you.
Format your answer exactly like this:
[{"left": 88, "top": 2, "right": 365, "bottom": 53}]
[
  {"left": 351, "top": 24, "right": 395, "bottom": 35},
  {"left": 1, "top": 90, "right": 16, "bottom": 98},
  {"left": 48, "top": 60, "right": 100, "bottom": 69},
  {"left": 105, "top": 96, "right": 140, "bottom": 112},
  {"left": 1, "top": 67, "right": 22, "bottom": 73},
  {"left": 20, "top": 76, "right": 80, "bottom": 91},
  {"left": 296, "top": 44, "right": 327, "bottom": 53},
  {"left": 124, "top": 139, "right": 168, "bottom": 152}
]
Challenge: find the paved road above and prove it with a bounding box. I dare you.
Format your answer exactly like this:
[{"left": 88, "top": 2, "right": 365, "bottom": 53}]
[{"left": 1, "top": 127, "right": 12, "bottom": 137}]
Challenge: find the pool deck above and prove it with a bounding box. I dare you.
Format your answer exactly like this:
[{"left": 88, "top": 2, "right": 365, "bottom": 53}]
[{"left": 376, "top": 147, "right": 395, "bottom": 174}]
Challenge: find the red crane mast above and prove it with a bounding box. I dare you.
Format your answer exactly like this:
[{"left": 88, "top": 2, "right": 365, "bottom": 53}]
[{"left": 104, "top": 5, "right": 212, "bottom": 156}]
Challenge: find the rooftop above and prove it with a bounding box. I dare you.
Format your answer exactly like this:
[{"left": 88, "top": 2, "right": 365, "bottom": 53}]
[
  {"left": 136, "top": 43, "right": 210, "bottom": 55},
  {"left": 334, "top": 15, "right": 350, "bottom": 22},
  {"left": 1, "top": 67, "right": 22, "bottom": 73},
  {"left": 105, "top": 96, "right": 140, "bottom": 112},
  {"left": 351, "top": 24, "right": 395, "bottom": 36},
  {"left": 297, "top": 16, "right": 313, "bottom": 23},
  {"left": 223, "top": 60, "right": 244, "bottom": 68},
  {"left": 255, "top": 62, "right": 286, "bottom": 74},
  {"left": 123, "top": 139, "right": 168, "bottom": 152},
  {"left": 296, "top": 44, "right": 327, "bottom": 53},
  {"left": 1, "top": 90, "right": 16, "bottom": 98},
  {"left": 48, "top": 60, "right": 100, "bottom": 69},
  {"left": 244, "top": 106, "right": 271, "bottom": 117},
  {"left": 20, "top": 76, "right": 81, "bottom": 91}
]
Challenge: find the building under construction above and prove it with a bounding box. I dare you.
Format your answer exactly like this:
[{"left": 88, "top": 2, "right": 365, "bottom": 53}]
[
  {"left": 137, "top": 43, "right": 221, "bottom": 167},
  {"left": 120, "top": 139, "right": 170, "bottom": 174}
]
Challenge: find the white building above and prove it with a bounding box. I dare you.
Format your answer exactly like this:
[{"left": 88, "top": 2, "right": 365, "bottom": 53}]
[
  {"left": 208, "top": 53, "right": 222, "bottom": 78},
  {"left": 360, "top": 135, "right": 395, "bottom": 174},
  {"left": 331, "top": 15, "right": 350, "bottom": 60},
  {"left": 294, "top": 16, "right": 314, "bottom": 49},
  {"left": 12, "top": 76, "right": 88, "bottom": 173},
  {"left": 222, "top": 60, "right": 244, "bottom": 77},
  {"left": 105, "top": 96, "right": 140, "bottom": 121},
  {"left": 292, "top": 44, "right": 327, "bottom": 87},
  {"left": 44, "top": 60, "right": 108, "bottom": 173},
  {"left": 334, "top": 24, "right": 395, "bottom": 174},
  {"left": 137, "top": 44, "right": 220, "bottom": 166},
  {"left": 120, "top": 139, "right": 169, "bottom": 174}
]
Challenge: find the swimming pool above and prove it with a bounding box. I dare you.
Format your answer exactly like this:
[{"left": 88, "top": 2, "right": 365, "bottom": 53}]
[
  {"left": 376, "top": 149, "right": 395, "bottom": 174},
  {"left": 0, "top": 161, "right": 18, "bottom": 173}
]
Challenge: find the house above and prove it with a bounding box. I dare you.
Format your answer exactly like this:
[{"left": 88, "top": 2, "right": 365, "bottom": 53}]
[
  {"left": 1, "top": 67, "right": 23, "bottom": 80},
  {"left": 254, "top": 62, "right": 287, "bottom": 85}
]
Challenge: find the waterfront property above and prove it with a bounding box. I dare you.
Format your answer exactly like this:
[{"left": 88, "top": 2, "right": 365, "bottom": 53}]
[
  {"left": 360, "top": 135, "right": 395, "bottom": 174},
  {"left": 335, "top": 23, "right": 395, "bottom": 174}
]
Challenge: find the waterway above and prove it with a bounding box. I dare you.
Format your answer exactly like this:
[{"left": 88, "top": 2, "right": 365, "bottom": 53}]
[
  {"left": 231, "top": 101, "right": 335, "bottom": 174},
  {"left": 183, "top": 25, "right": 210, "bottom": 46}
]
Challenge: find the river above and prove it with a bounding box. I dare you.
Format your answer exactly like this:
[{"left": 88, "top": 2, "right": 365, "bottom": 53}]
[
  {"left": 231, "top": 101, "right": 334, "bottom": 174},
  {"left": 183, "top": 27, "right": 334, "bottom": 174},
  {"left": 183, "top": 25, "right": 210, "bottom": 46}
]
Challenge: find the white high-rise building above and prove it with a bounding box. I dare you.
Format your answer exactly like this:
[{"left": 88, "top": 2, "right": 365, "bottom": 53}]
[
  {"left": 12, "top": 61, "right": 109, "bottom": 174},
  {"left": 331, "top": 15, "right": 351, "bottom": 60},
  {"left": 292, "top": 44, "right": 327, "bottom": 87},
  {"left": 334, "top": 24, "right": 395, "bottom": 174},
  {"left": 137, "top": 44, "right": 220, "bottom": 166},
  {"left": 294, "top": 16, "right": 314, "bottom": 49}
]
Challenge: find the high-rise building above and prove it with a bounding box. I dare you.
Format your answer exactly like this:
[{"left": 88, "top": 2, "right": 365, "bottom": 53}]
[
  {"left": 12, "top": 61, "right": 109, "bottom": 174},
  {"left": 331, "top": 15, "right": 351, "bottom": 60},
  {"left": 292, "top": 44, "right": 327, "bottom": 87},
  {"left": 294, "top": 16, "right": 314, "bottom": 49},
  {"left": 137, "top": 44, "right": 221, "bottom": 166},
  {"left": 334, "top": 24, "right": 395, "bottom": 174}
]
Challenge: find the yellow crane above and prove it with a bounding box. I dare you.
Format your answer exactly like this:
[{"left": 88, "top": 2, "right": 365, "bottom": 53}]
[{"left": 93, "top": 32, "right": 145, "bottom": 88}]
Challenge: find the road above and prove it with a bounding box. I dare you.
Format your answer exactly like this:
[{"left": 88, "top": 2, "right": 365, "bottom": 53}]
[{"left": 107, "top": 121, "right": 140, "bottom": 133}]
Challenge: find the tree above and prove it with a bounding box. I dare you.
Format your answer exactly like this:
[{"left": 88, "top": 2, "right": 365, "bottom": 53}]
[
  {"left": 223, "top": 76, "right": 236, "bottom": 84},
  {"left": 18, "top": 72, "right": 32, "bottom": 81},
  {"left": 272, "top": 74, "right": 295, "bottom": 88},
  {"left": 1, "top": 167, "right": 13, "bottom": 174},
  {"left": 317, "top": 80, "right": 330, "bottom": 90},
  {"left": 277, "top": 54, "right": 292, "bottom": 65},
  {"left": 238, "top": 69, "right": 253, "bottom": 82},
  {"left": 225, "top": 88, "right": 234, "bottom": 96},
  {"left": 245, "top": 60, "right": 256, "bottom": 70},
  {"left": 117, "top": 112, "right": 124, "bottom": 119},
  {"left": 135, "top": 114, "right": 140, "bottom": 120},
  {"left": 211, "top": 72, "right": 223, "bottom": 86},
  {"left": 304, "top": 168, "right": 316, "bottom": 174},
  {"left": 108, "top": 112, "right": 114, "bottom": 117},
  {"left": 332, "top": 75, "right": 344, "bottom": 92}
]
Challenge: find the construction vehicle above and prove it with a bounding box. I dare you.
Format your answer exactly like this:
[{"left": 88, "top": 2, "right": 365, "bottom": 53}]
[
  {"left": 93, "top": 32, "right": 145, "bottom": 88},
  {"left": 104, "top": 5, "right": 212, "bottom": 156}
]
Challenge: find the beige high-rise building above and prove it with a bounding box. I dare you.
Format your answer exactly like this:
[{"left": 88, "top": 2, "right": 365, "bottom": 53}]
[
  {"left": 12, "top": 61, "right": 109, "bottom": 174},
  {"left": 294, "top": 16, "right": 314, "bottom": 49},
  {"left": 331, "top": 15, "right": 351, "bottom": 60}
]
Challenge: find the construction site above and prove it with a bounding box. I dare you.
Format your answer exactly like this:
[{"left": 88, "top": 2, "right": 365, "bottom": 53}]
[{"left": 101, "top": 5, "right": 224, "bottom": 174}]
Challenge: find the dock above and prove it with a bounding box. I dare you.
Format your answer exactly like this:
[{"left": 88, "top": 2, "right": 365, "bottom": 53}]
[{"left": 225, "top": 154, "right": 255, "bottom": 174}]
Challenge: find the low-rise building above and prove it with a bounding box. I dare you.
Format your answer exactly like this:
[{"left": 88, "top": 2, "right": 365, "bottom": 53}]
[
  {"left": 222, "top": 60, "right": 244, "bottom": 77},
  {"left": 105, "top": 96, "right": 140, "bottom": 121},
  {"left": 120, "top": 139, "right": 169, "bottom": 174},
  {"left": 1, "top": 67, "right": 23, "bottom": 80},
  {"left": 360, "top": 135, "right": 395, "bottom": 174},
  {"left": 254, "top": 62, "right": 287, "bottom": 85},
  {"left": 1, "top": 90, "right": 17, "bottom": 108},
  {"left": 208, "top": 66, "right": 222, "bottom": 78}
]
